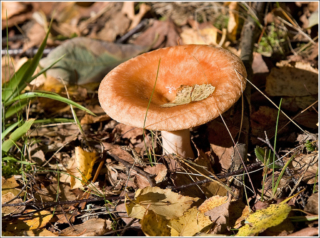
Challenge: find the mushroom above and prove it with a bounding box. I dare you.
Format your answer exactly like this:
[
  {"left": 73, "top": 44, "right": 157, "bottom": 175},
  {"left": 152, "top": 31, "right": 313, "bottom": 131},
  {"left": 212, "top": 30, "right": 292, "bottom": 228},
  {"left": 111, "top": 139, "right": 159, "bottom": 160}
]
[{"left": 98, "top": 45, "right": 247, "bottom": 158}]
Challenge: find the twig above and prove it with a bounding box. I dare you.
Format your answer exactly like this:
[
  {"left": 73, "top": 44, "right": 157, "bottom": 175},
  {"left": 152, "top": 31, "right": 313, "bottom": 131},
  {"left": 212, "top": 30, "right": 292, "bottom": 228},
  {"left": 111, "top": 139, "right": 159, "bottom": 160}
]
[
  {"left": 168, "top": 162, "right": 262, "bottom": 191},
  {"left": 116, "top": 19, "right": 149, "bottom": 43},
  {"left": 2, "top": 184, "right": 27, "bottom": 205},
  {"left": 106, "top": 151, "right": 155, "bottom": 187},
  {"left": 120, "top": 218, "right": 138, "bottom": 236}
]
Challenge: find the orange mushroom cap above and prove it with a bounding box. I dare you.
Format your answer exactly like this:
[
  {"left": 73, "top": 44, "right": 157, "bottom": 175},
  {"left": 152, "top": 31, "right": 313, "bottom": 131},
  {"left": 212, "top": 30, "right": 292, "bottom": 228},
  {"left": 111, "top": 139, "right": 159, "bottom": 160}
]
[{"left": 98, "top": 45, "right": 247, "bottom": 131}]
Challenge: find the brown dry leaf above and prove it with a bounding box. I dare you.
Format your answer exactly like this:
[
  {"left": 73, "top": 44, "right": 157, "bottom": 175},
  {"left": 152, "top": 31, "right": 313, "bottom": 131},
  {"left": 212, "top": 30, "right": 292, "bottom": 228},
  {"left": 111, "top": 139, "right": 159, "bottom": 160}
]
[
  {"left": 102, "top": 142, "right": 134, "bottom": 164},
  {"left": 56, "top": 210, "right": 80, "bottom": 224},
  {"left": 2, "top": 176, "right": 19, "bottom": 189},
  {"left": 203, "top": 195, "right": 231, "bottom": 234},
  {"left": 126, "top": 186, "right": 199, "bottom": 220},
  {"left": 64, "top": 147, "right": 97, "bottom": 189},
  {"left": 252, "top": 52, "right": 269, "bottom": 74},
  {"left": 304, "top": 193, "right": 318, "bottom": 215},
  {"left": 22, "top": 21, "right": 46, "bottom": 52},
  {"left": 2, "top": 192, "right": 25, "bottom": 216},
  {"left": 135, "top": 174, "right": 151, "bottom": 189},
  {"left": 141, "top": 210, "right": 171, "bottom": 236},
  {"left": 144, "top": 163, "right": 167, "bottom": 184},
  {"left": 282, "top": 95, "right": 318, "bottom": 112},
  {"left": 294, "top": 111, "right": 318, "bottom": 129},
  {"left": 60, "top": 218, "right": 112, "bottom": 236},
  {"left": 122, "top": 2, "right": 150, "bottom": 30},
  {"left": 81, "top": 114, "right": 111, "bottom": 125},
  {"left": 112, "top": 123, "right": 144, "bottom": 145},
  {"left": 34, "top": 183, "right": 77, "bottom": 203},
  {"left": 287, "top": 227, "right": 319, "bottom": 236},
  {"left": 250, "top": 106, "right": 288, "bottom": 145},
  {"left": 97, "top": 11, "right": 130, "bottom": 42},
  {"left": 1, "top": 2, "right": 27, "bottom": 19},
  {"left": 228, "top": 200, "right": 247, "bottom": 229},
  {"left": 266, "top": 61, "right": 318, "bottom": 96},
  {"left": 285, "top": 151, "right": 318, "bottom": 184},
  {"left": 116, "top": 203, "right": 141, "bottom": 228},
  {"left": 133, "top": 19, "right": 180, "bottom": 49},
  {"left": 170, "top": 206, "right": 212, "bottom": 236}
]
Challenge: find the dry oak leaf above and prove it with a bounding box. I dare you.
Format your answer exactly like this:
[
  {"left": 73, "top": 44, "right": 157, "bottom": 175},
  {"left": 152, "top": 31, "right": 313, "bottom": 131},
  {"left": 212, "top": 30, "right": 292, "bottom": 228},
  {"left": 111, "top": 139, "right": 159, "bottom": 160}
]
[
  {"left": 65, "top": 147, "right": 97, "bottom": 189},
  {"left": 60, "top": 218, "right": 112, "bottom": 236},
  {"left": 126, "top": 186, "right": 199, "bottom": 220},
  {"left": 80, "top": 114, "right": 111, "bottom": 125},
  {"left": 144, "top": 163, "right": 167, "bottom": 184},
  {"left": 141, "top": 210, "right": 171, "bottom": 236},
  {"left": 170, "top": 206, "right": 212, "bottom": 236},
  {"left": 236, "top": 202, "right": 291, "bottom": 236},
  {"left": 2, "top": 192, "right": 25, "bottom": 216}
]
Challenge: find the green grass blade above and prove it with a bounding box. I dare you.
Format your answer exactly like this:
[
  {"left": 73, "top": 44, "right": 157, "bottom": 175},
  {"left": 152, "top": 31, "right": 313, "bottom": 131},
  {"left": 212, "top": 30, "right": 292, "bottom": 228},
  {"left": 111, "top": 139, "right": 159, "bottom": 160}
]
[
  {"left": 272, "top": 98, "right": 282, "bottom": 195},
  {"left": 29, "top": 54, "right": 65, "bottom": 82},
  {"left": 34, "top": 118, "right": 75, "bottom": 124},
  {"left": 1, "top": 119, "right": 22, "bottom": 140},
  {"left": 2, "top": 156, "right": 36, "bottom": 165},
  {"left": 143, "top": 58, "right": 161, "bottom": 165},
  {"left": 272, "top": 155, "right": 295, "bottom": 195},
  {"left": 4, "top": 92, "right": 95, "bottom": 116},
  {"left": 5, "top": 99, "right": 29, "bottom": 119},
  {"left": 2, "top": 119, "right": 35, "bottom": 153}
]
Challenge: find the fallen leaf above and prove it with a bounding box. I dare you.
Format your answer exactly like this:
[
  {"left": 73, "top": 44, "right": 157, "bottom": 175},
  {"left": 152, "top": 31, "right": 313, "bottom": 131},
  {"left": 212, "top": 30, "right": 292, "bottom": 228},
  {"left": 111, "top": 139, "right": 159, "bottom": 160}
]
[
  {"left": 266, "top": 61, "right": 318, "bottom": 96},
  {"left": 294, "top": 111, "right": 318, "bottom": 129},
  {"left": 287, "top": 227, "right": 319, "bottom": 236},
  {"left": 135, "top": 174, "right": 151, "bottom": 189},
  {"left": 25, "top": 210, "right": 52, "bottom": 230},
  {"left": 112, "top": 123, "right": 144, "bottom": 145},
  {"left": 2, "top": 192, "right": 25, "bottom": 216},
  {"left": 304, "top": 193, "right": 318, "bottom": 215},
  {"left": 1, "top": 2, "right": 27, "bottom": 19},
  {"left": 170, "top": 206, "right": 212, "bottom": 236},
  {"left": 2, "top": 176, "right": 19, "bottom": 189},
  {"left": 144, "top": 163, "right": 167, "bottom": 184},
  {"left": 180, "top": 26, "right": 218, "bottom": 46},
  {"left": 161, "top": 84, "right": 215, "bottom": 107},
  {"left": 81, "top": 114, "right": 111, "bottom": 125},
  {"left": 102, "top": 142, "right": 134, "bottom": 164},
  {"left": 199, "top": 195, "right": 229, "bottom": 213},
  {"left": 65, "top": 147, "right": 97, "bottom": 189},
  {"left": 40, "top": 37, "right": 148, "bottom": 85},
  {"left": 34, "top": 183, "right": 77, "bottom": 203},
  {"left": 282, "top": 95, "right": 318, "bottom": 112},
  {"left": 122, "top": 2, "right": 150, "bottom": 30},
  {"left": 203, "top": 195, "right": 231, "bottom": 234},
  {"left": 60, "top": 218, "right": 112, "bottom": 236},
  {"left": 236, "top": 203, "right": 291, "bottom": 236},
  {"left": 133, "top": 19, "right": 180, "bottom": 49},
  {"left": 225, "top": 2, "right": 239, "bottom": 42},
  {"left": 126, "top": 186, "right": 198, "bottom": 220},
  {"left": 141, "top": 210, "right": 171, "bottom": 236},
  {"left": 97, "top": 11, "right": 130, "bottom": 42},
  {"left": 116, "top": 203, "right": 141, "bottom": 228},
  {"left": 22, "top": 21, "right": 46, "bottom": 52},
  {"left": 232, "top": 204, "right": 250, "bottom": 229}
]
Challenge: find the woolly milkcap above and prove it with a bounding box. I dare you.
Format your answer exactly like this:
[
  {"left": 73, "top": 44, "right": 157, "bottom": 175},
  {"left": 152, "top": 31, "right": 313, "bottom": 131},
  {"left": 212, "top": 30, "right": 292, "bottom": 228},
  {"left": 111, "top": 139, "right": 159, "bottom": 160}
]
[{"left": 98, "top": 45, "right": 247, "bottom": 131}]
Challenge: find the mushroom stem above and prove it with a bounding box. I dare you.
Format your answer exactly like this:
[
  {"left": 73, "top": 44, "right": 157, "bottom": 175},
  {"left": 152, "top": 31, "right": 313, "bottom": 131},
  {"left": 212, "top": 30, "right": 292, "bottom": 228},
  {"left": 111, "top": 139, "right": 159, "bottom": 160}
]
[{"left": 161, "top": 130, "right": 195, "bottom": 158}]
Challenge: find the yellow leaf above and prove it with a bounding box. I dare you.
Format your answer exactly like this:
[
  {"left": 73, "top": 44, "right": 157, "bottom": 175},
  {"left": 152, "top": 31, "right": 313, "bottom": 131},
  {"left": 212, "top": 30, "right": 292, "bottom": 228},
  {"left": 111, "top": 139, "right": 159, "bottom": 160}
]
[
  {"left": 2, "top": 176, "right": 19, "bottom": 189},
  {"left": 198, "top": 195, "right": 229, "bottom": 213},
  {"left": 67, "top": 147, "right": 97, "bottom": 189},
  {"left": 161, "top": 84, "right": 215, "bottom": 107},
  {"left": 169, "top": 207, "right": 212, "bottom": 236},
  {"left": 126, "top": 186, "right": 198, "bottom": 220},
  {"left": 236, "top": 203, "right": 291, "bottom": 236},
  {"left": 141, "top": 210, "right": 171, "bottom": 236},
  {"left": 25, "top": 210, "right": 52, "bottom": 230}
]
